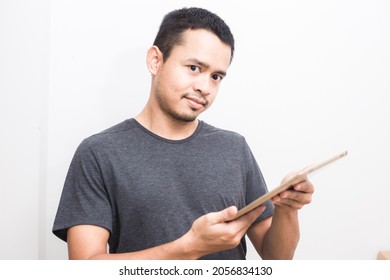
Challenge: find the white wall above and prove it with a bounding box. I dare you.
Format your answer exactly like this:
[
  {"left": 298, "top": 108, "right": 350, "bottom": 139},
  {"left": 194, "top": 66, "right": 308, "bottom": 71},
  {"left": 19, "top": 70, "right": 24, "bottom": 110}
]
[
  {"left": 0, "top": 0, "right": 51, "bottom": 259},
  {"left": 1, "top": 0, "right": 389, "bottom": 260}
]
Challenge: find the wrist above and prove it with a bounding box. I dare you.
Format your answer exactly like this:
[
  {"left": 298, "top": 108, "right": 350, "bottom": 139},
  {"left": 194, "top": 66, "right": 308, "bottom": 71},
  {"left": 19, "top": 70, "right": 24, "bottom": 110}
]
[
  {"left": 274, "top": 206, "right": 298, "bottom": 219},
  {"left": 171, "top": 231, "right": 204, "bottom": 260}
]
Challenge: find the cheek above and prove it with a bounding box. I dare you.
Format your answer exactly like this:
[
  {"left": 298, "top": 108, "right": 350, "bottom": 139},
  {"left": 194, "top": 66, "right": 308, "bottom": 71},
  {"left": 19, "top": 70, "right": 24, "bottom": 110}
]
[
  {"left": 204, "top": 92, "right": 218, "bottom": 109},
  {"left": 209, "top": 86, "right": 220, "bottom": 101},
  {"left": 156, "top": 75, "right": 178, "bottom": 100},
  {"left": 160, "top": 69, "right": 190, "bottom": 96}
]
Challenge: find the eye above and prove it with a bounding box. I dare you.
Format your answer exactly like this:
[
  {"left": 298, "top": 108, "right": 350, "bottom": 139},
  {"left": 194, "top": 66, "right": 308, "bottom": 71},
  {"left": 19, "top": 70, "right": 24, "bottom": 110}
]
[
  {"left": 189, "top": 65, "right": 201, "bottom": 72},
  {"left": 212, "top": 74, "right": 223, "bottom": 81}
]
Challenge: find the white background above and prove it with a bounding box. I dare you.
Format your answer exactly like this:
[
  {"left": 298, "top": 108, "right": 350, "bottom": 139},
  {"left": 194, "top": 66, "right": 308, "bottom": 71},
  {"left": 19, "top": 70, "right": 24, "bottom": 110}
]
[{"left": 0, "top": 0, "right": 389, "bottom": 260}]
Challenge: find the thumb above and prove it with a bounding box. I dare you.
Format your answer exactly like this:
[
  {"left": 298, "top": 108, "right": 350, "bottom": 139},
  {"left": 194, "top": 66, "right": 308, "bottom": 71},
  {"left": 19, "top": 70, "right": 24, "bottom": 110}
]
[{"left": 212, "top": 206, "right": 238, "bottom": 223}]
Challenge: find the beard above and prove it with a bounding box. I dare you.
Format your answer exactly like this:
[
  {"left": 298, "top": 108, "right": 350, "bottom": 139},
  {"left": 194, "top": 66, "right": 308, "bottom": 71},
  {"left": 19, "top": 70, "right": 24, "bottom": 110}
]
[
  {"left": 165, "top": 107, "right": 198, "bottom": 123},
  {"left": 155, "top": 91, "right": 206, "bottom": 123}
]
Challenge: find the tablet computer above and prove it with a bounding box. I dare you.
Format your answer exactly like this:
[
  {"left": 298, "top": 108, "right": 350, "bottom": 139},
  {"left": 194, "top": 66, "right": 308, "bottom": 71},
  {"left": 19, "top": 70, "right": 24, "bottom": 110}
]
[{"left": 234, "top": 150, "right": 348, "bottom": 219}]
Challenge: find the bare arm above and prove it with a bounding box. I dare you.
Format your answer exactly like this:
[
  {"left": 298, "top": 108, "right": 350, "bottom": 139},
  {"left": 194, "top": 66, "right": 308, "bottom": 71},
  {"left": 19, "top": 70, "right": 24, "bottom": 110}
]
[
  {"left": 68, "top": 224, "right": 198, "bottom": 260},
  {"left": 248, "top": 175, "right": 314, "bottom": 260},
  {"left": 67, "top": 205, "right": 266, "bottom": 260}
]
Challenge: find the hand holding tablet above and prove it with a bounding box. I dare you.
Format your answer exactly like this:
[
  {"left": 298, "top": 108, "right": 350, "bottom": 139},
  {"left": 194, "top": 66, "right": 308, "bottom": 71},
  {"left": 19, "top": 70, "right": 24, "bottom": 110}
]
[{"left": 234, "top": 150, "right": 348, "bottom": 220}]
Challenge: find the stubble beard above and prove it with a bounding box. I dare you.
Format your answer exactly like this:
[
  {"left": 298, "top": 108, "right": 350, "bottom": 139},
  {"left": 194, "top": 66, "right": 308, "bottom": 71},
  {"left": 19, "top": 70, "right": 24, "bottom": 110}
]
[{"left": 155, "top": 91, "right": 200, "bottom": 123}]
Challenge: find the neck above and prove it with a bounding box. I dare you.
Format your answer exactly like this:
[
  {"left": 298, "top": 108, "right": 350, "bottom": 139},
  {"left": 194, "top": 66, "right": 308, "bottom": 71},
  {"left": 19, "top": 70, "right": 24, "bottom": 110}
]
[{"left": 135, "top": 103, "right": 199, "bottom": 141}]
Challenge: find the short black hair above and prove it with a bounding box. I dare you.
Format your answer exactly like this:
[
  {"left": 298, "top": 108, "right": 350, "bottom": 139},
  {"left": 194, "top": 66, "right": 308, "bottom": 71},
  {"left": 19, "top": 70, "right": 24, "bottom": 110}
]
[{"left": 153, "top": 7, "right": 235, "bottom": 62}]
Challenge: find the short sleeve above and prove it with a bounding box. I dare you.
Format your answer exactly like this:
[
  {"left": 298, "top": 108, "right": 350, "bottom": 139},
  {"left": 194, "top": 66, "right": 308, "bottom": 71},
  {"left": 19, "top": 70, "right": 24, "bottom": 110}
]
[
  {"left": 243, "top": 141, "right": 274, "bottom": 223},
  {"left": 52, "top": 138, "right": 112, "bottom": 242}
]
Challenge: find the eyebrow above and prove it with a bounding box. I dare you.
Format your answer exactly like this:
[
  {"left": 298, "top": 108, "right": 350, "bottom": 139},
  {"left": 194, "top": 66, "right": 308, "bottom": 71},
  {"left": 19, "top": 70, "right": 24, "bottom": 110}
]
[{"left": 186, "top": 58, "right": 227, "bottom": 77}]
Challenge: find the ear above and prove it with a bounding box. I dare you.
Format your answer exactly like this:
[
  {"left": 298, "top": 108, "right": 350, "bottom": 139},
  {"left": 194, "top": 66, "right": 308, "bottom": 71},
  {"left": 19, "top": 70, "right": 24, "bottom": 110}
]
[{"left": 146, "top": 46, "right": 163, "bottom": 75}]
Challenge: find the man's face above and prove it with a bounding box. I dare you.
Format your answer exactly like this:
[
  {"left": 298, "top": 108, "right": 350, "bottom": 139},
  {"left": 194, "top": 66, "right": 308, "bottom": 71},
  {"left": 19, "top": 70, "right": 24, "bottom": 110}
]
[{"left": 152, "top": 29, "right": 231, "bottom": 122}]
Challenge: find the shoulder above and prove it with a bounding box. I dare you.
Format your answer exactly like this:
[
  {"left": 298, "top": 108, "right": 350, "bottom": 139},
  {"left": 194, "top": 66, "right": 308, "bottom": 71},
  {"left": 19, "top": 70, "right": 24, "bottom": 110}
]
[
  {"left": 199, "top": 121, "right": 258, "bottom": 161},
  {"left": 76, "top": 119, "right": 138, "bottom": 154},
  {"left": 90, "top": 119, "right": 137, "bottom": 141},
  {"left": 200, "top": 121, "right": 247, "bottom": 145}
]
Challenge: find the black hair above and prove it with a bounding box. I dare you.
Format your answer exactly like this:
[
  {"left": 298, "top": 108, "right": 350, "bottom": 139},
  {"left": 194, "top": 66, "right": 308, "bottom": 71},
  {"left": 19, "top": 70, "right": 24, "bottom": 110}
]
[{"left": 153, "top": 7, "right": 235, "bottom": 62}]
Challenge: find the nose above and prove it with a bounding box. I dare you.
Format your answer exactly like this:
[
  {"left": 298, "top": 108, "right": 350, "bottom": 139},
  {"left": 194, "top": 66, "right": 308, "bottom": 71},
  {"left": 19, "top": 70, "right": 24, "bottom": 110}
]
[{"left": 193, "top": 74, "right": 212, "bottom": 96}]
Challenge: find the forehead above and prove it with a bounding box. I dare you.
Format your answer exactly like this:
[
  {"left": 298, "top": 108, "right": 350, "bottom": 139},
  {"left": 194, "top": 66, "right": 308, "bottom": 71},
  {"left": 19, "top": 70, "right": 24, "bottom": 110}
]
[{"left": 169, "top": 29, "right": 232, "bottom": 71}]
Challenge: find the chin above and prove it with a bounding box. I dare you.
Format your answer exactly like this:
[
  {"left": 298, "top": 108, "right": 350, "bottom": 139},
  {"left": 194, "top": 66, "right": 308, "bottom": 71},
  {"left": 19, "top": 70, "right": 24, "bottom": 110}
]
[
  {"left": 170, "top": 111, "right": 199, "bottom": 123},
  {"left": 174, "top": 115, "right": 198, "bottom": 123}
]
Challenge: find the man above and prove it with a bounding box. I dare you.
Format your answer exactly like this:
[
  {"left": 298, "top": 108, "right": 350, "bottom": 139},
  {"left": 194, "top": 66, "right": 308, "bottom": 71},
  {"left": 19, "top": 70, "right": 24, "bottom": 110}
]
[{"left": 53, "top": 7, "right": 314, "bottom": 260}]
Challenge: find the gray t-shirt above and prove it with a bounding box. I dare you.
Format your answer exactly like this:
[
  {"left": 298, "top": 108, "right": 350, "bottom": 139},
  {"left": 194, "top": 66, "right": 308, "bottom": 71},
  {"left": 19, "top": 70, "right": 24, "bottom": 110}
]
[{"left": 53, "top": 119, "right": 274, "bottom": 259}]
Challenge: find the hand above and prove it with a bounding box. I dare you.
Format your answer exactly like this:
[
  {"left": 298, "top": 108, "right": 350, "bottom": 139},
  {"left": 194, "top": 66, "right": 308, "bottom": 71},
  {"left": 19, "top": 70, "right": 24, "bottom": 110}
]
[
  {"left": 272, "top": 172, "right": 314, "bottom": 210},
  {"left": 183, "top": 205, "right": 265, "bottom": 257}
]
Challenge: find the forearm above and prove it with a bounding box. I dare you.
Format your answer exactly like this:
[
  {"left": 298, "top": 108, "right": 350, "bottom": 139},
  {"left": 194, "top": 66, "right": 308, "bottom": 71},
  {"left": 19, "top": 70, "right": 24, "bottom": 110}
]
[
  {"left": 69, "top": 206, "right": 264, "bottom": 260},
  {"left": 261, "top": 207, "right": 300, "bottom": 260},
  {"left": 81, "top": 233, "right": 202, "bottom": 260}
]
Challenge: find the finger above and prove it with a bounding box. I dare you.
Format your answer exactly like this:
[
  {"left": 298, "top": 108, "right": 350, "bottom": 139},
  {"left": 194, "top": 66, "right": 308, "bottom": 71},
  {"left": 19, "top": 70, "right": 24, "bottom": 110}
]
[
  {"left": 280, "top": 189, "right": 313, "bottom": 204},
  {"left": 293, "top": 180, "right": 314, "bottom": 193},
  {"left": 242, "top": 205, "right": 266, "bottom": 220},
  {"left": 211, "top": 206, "right": 238, "bottom": 224},
  {"left": 274, "top": 198, "right": 304, "bottom": 209},
  {"left": 271, "top": 194, "right": 281, "bottom": 203},
  {"left": 233, "top": 205, "right": 265, "bottom": 226}
]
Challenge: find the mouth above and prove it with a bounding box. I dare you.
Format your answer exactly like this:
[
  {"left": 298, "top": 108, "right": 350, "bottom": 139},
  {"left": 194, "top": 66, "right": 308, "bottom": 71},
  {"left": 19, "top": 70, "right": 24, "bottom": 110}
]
[{"left": 184, "top": 95, "right": 207, "bottom": 110}]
